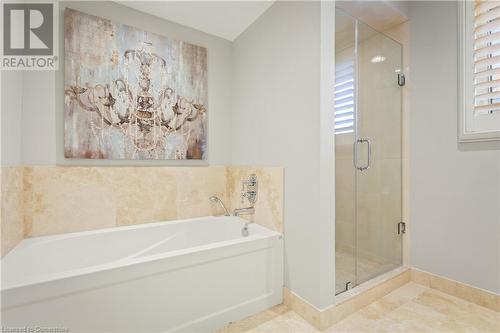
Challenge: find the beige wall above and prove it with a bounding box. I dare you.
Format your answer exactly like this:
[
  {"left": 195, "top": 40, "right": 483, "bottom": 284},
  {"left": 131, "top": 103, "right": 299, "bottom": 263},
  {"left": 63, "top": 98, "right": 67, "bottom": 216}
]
[{"left": 1, "top": 166, "right": 283, "bottom": 256}]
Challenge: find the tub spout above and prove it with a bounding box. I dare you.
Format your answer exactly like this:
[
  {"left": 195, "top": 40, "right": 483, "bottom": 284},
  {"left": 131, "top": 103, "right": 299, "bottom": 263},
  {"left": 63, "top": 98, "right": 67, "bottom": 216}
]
[
  {"left": 241, "top": 221, "right": 253, "bottom": 237},
  {"left": 233, "top": 207, "right": 255, "bottom": 216}
]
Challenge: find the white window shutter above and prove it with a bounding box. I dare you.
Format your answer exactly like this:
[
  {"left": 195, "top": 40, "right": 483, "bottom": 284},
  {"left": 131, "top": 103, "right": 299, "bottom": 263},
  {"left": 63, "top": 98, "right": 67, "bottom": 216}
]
[
  {"left": 474, "top": 0, "right": 500, "bottom": 114},
  {"left": 334, "top": 61, "right": 355, "bottom": 134}
]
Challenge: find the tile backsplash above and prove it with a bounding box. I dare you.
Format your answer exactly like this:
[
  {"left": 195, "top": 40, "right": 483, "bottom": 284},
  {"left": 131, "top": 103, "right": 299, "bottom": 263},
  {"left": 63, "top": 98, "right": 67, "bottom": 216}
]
[
  {"left": 1, "top": 166, "right": 283, "bottom": 256},
  {"left": 227, "top": 167, "right": 283, "bottom": 234}
]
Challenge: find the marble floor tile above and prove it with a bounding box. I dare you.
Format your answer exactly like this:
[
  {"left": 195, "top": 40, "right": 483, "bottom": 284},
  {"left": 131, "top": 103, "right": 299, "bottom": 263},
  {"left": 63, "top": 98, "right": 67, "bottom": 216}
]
[
  {"left": 216, "top": 282, "right": 500, "bottom": 333},
  {"left": 215, "top": 305, "right": 319, "bottom": 333}
]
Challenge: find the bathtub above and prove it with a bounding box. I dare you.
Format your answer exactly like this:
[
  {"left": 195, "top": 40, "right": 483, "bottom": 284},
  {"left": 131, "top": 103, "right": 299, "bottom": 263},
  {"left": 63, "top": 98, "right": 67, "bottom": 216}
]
[{"left": 1, "top": 216, "right": 283, "bottom": 332}]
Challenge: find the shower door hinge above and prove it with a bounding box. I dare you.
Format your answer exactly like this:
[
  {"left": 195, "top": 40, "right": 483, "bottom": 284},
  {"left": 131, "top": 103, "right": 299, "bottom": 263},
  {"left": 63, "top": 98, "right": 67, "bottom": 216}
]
[
  {"left": 397, "top": 73, "right": 406, "bottom": 86},
  {"left": 397, "top": 221, "right": 406, "bottom": 234}
]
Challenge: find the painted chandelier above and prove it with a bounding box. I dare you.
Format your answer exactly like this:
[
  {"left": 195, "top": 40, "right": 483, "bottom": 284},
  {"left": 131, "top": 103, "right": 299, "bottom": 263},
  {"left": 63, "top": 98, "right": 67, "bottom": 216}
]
[{"left": 65, "top": 42, "right": 206, "bottom": 159}]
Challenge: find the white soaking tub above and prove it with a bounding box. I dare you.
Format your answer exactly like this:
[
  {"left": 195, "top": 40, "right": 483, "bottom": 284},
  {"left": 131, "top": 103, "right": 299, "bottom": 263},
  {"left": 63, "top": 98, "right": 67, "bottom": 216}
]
[{"left": 1, "top": 216, "right": 283, "bottom": 332}]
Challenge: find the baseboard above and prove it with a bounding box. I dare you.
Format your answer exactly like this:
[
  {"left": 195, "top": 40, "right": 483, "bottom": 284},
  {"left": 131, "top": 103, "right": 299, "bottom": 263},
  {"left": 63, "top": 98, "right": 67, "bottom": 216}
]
[
  {"left": 410, "top": 268, "right": 499, "bottom": 312},
  {"left": 283, "top": 287, "right": 321, "bottom": 328}
]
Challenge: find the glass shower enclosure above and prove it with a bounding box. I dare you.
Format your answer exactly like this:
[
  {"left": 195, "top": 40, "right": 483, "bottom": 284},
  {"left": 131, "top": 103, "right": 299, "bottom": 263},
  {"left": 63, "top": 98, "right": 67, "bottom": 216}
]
[{"left": 334, "top": 9, "right": 403, "bottom": 295}]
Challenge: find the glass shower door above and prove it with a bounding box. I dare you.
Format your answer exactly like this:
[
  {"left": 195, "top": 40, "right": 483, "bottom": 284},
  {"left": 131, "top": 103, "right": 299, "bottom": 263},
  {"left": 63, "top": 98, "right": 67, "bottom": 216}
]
[
  {"left": 354, "top": 20, "right": 403, "bottom": 285},
  {"left": 334, "top": 9, "right": 403, "bottom": 295},
  {"left": 334, "top": 9, "right": 357, "bottom": 295}
]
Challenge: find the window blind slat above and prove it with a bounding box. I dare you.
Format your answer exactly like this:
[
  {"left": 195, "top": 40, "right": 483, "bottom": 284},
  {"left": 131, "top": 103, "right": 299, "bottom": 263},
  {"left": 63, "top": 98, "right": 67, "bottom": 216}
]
[
  {"left": 475, "top": 6, "right": 500, "bottom": 26},
  {"left": 335, "top": 96, "right": 354, "bottom": 105},
  {"left": 475, "top": 54, "right": 500, "bottom": 68},
  {"left": 474, "top": 102, "right": 500, "bottom": 113},
  {"left": 475, "top": 44, "right": 500, "bottom": 58},
  {"left": 335, "top": 82, "right": 354, "bottom": 93},
  {"left": 335, "top": 119, "right": 355, "bottom": 127},
  {"left": 335, "top": 122, "right": 354, "bottom": 129},
  {"left": 336, "top": 73, "right": 354, "bottom": 84},
  {"left": 335, "top": 104, "right": 354, "bottom": 113},
  {"left": 336, "top": 67, "right": 354, "bottom": 78},
  {"left": 335, "top": 89, "right": 354, "bottom": 100},
  {"left": 475, "top": 31, "right": 500, "bottom": 47},
  {"left": 475, "top": 1, "right": 500, "bottom": 16},
  {"left": 475, "top": 68, "right": 500, "bottom": 80},
  {"left": 336, "top": 61, "right": 354, "bottom": 72},
  {"left": 475, "top": 90, "right": 500, "bottom": 101},
  {"left": 474, "top": 19, "right": 500, "bottom": 35},
  {"left": 475, "top": 78, "right": 500, "bottom": 90}
]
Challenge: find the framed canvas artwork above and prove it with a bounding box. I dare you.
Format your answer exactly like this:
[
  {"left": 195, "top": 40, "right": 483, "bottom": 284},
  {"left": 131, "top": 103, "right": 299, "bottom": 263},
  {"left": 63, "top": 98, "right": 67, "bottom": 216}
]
[{"left": 64, "top": 9, "right": 208, "bottom": 159}]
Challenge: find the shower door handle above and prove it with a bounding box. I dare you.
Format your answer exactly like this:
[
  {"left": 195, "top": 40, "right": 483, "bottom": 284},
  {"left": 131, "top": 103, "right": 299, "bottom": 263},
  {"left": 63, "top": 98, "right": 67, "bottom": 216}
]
[
  {"left": 366, "top": 139, "right": 372, "bottom": 169},
  {"left": 354, "top": 138, "right": 372, "bottom": 171}
]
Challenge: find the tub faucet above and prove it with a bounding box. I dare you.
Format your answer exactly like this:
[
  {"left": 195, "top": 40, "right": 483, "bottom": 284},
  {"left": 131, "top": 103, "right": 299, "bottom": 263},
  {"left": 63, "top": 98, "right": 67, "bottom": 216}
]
[
  {"left": 241, "top": 221, "right": 253, "bottom": 237},
  {"left": 233, "top": 207, "right": 255, "bottom": 237},
  {"left": 209, "top": 196, "right": 230, "bottom": 216},
  {"left": 233, "top": 207, "right": 255, "bottom": 216}
]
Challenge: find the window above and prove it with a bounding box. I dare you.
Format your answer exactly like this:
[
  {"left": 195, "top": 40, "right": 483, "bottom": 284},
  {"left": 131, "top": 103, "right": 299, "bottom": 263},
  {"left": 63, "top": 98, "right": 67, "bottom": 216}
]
[
  {"left": 459, "top": 0, "right": 500, "bottom": 141},
  {"left": 473, "top": 1, "right": 500, "bottom": 114},
  {"left": 334, "top": 60, "right": 355, "bottom": 134}
]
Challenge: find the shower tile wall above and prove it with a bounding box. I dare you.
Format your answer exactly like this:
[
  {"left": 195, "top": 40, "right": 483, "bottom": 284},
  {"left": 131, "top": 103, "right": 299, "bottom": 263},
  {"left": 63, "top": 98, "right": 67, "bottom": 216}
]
[{"left": 0, "top": 166, "right": 283, "bottom": 256}]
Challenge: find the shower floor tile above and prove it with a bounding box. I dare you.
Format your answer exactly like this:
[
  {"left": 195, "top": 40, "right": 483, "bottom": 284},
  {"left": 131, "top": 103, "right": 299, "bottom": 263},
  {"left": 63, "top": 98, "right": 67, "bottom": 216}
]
[{"left": 215, "top": 283, "right": 500, "bottom": 333}]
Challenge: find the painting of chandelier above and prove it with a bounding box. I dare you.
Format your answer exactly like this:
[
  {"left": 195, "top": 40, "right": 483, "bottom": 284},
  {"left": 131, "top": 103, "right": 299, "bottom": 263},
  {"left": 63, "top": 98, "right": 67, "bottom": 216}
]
[{"left": 64, "top": 9, "right": 207, "bottom": 160}]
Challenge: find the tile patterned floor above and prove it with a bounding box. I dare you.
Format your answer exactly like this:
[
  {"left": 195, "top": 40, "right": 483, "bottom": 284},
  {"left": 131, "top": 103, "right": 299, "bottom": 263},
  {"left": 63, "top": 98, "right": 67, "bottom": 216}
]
[{"left": 215, "top": 283, "right": 500, "bottom": 333}]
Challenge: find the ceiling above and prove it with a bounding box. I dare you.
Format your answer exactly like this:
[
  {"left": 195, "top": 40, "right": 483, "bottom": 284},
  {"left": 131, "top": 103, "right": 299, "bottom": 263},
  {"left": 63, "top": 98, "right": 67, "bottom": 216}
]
[
  {"left": 336, "top": 1, "right": 408, "bottom": 33},
  {"left": 335, "top": 1, "right": 408, "bottom": 52},
  {"left": 117, "top": 1, "right": 275, "bottom": 41}
]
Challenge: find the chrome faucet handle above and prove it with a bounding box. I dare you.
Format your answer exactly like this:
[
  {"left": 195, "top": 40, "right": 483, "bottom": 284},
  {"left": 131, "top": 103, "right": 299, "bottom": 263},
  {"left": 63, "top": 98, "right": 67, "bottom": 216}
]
[{"left": 240, "top": 174, "right": 258, "bottom": 204}]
